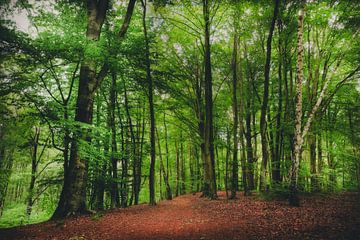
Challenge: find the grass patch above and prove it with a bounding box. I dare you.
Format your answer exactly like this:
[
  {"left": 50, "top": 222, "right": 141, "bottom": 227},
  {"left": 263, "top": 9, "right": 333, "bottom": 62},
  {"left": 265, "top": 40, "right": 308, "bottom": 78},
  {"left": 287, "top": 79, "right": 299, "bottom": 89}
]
[{"left": 0, "top": 203, "right": 50, "bottom": 228}]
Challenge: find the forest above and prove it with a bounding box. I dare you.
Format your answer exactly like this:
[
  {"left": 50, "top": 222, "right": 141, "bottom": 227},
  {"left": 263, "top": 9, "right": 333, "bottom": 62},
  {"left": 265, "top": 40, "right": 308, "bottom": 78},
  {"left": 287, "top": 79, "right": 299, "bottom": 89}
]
[{"left": 0, "top": 0, "right": 360, "bottom": 239}]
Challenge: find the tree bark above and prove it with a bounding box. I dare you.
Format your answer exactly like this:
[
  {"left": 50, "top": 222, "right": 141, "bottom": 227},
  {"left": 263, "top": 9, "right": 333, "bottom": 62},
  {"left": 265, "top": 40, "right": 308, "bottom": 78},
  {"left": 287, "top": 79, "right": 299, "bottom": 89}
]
[
  {"left": 181, "top": 140, "right": 186, "bottom": 195},
  {"left": 26, "top": 127, "right": 40, "bottom": 216},
  {"left": 238, "top": 42, "right": 249, "bottom": 196},
  {"left": 225, "top": 128, "right": 230, "bottom": 198},
  {"left": 309, "top": 132, "right": 318, "bottom": 192},
  {"left": 176, "top": 141, "right": 180, "bottom": 197},
  {"left": 156, "top": 128, "right": 172, "bottom": 200},
  {"left": 110, "top": 72, "right": 120, "bottom": 208},
  {"left": 273, "top": 18, "right": 283, "bottom": 184},
  {"left": 141, "top": 0, "right": 156, "bottom": 206},
  {"left": 202, "top": 0, "right": 217, "bottom": 199},
  {"left": 260, "top": 0, "right": 280, "bottom": 191},
  {"left": 289, "top": 0, "right": 305, "bottom": 207},
  {"left": 230, "top": 32, "right": 239, "bottom": 199},
  {"left": 244, "top": 44, "right": 255, "bottom": 190}
]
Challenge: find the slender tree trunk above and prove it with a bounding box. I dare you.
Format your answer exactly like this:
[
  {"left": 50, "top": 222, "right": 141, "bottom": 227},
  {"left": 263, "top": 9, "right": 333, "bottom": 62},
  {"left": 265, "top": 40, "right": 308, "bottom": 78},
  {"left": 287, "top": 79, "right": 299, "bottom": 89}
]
[
  {"left": 289, "top": 0, "right": 305, "bottom": 206},
  {"left": 238, "top": 43, "right": 248, "bottom": 196},
  {"left": 202, "top": 0, "right": 217, "bottom": 199},
  {"left": 195, "top": 147, "right": 201, "bottom": 192},
  {"left": 94, "top": 95, "right": 105, "bottom": 210},
  {"left": 317, "top": 130, "right": 323, "bottom": 190},
  {"left": 163, "top": 112, "right": 170, "bottom": 180},
  {"left": 252, "top": 93, "right": 258, "bottom": 190},
  {"left": 216, "top": 145, "right": 221, "bottom": 189},
  {"left": 327, "top": 137, "right": 336, "bottom": 192},
  {"left": 110, "top": 72, "right": 120, "bottom": 208},
  {"left": 141, "top": 0, "right": 156, "bottom": 206},
  {"left": 156, "top": 128, "right": 172, "bottom": 200},
  {"left": 309, "top": 133, "right": 318, "bottom": 192},
  {"left": 225, "top": 127, "right": 230, "bottom": 198},
  {"left": 180, "top": 137, "right": 186, "bottom": 194},
  {"left": 230, "top": 32, "right": 239, "bottom": 199},
  {"left": 190, "top": 145, "right": 195, "bottom": 193},
  {"left": 193, "top": 54, "right": 204, "bottom": 193},
  {"left": 260, "top": 0, "right": 280, "bottom": 191},
  {"left": 244, "top": 45, "right": 255, "bottom": 190},
  {"left": 26, "top": 127, "right": 40, "bottom": 216},
  {"left": 116, "top": 91, "right": 129, "bottom": 208},
  {"left": 135, "top": 105, "right": 146, "bottom": 204},
  {"left": 176, "top": 141, "right": 180, "bottom": 197},
  {"left": 283, "top": 38, "right": 294, "bottom": 179},
  {"left": 273, "top": 18, "right": 283, "bottom": 184}
]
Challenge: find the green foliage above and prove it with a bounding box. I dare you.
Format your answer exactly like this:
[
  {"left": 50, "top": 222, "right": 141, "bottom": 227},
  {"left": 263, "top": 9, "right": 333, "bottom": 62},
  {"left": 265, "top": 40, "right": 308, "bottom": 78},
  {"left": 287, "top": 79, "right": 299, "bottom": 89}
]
[
  {"left": 0, "top": 203, "right": 51, "bottom": 228},
  {"left": 0, "top": 0, "right": 359, "bottom": 228}
]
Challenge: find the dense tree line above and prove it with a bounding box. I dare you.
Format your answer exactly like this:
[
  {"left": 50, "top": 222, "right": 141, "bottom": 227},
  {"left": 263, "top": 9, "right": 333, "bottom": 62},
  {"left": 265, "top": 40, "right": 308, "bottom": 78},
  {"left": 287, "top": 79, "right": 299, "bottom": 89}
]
[{"left": 0, "top": 0, "right": 359, "bottom": 225}]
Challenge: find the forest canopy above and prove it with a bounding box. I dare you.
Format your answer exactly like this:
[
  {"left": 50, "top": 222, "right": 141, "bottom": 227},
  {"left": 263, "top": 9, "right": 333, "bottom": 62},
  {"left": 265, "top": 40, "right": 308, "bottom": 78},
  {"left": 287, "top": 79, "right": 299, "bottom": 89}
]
[{"left": 0, "top": 0, "right": 359, "bottom": 228}]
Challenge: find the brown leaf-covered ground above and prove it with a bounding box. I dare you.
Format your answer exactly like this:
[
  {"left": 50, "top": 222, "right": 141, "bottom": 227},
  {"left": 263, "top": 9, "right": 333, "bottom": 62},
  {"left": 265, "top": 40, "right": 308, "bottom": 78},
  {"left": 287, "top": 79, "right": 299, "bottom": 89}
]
[{"left": 1, "top": 192, "right": 359, "bottom": 240}]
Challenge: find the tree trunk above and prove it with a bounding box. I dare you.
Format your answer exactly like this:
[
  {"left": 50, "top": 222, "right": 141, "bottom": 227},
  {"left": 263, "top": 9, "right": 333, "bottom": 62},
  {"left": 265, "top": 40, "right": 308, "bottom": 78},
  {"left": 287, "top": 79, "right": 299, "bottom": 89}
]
[
  {"left": 193, "top": 52, "right": 205, "bottom": 194},
  {"left": 238, "top": 41, "right": 249, "bottom": 196},
  {"left": 202, "top": 0, "right": 217, "bottom": 199},
  {"left": 289, "top": 0, "right": 305, "bottom": 207},
  {"left": 141, "top": 0, "right": 156, "bottom": 206},
  {"left": 94, "top": 94, "right": 105, "bottom": 210},
  {"left": 176, "top": 141, "right": 180, "bottom": 197},
  {"left": 260, "top": 0, "right": 280, "bottom": 191},
  {"left": 225, "top": 127, "right": 230, "bottom": 198},
  {"left": 189, "top": 145, "right": 195, "bottom": 193},
  {"left": 309, "top": 133, "right": 318, "bottom": 192},
  {"left": 163, "top": 112, "right": 170, "bottom": 181},
  {"left": 230, "top": 32, "right": 239, "bottom": 199},
  {"left": 245, "top": 94, "right": 254, "bottom": 190},
  {"left": 181, "top": 140, "right": 186, "bottom": 195},
  {"left": 134, "top": 105, "right": 146, "bottom": 204},
  {"left": 273, "top": 18, "right": 283, "bottom": 184},
  {"left": 156, "top": 128, "right": 172, "bottom": 200},
  {"left": 110, "top": 72, "right": 120, "bottom": 208},
  {"left": 317, "top": 130, "right": 323, "bottom": 190},
  {"left": 26, "top": 127, "right": 40, "bottom": 216}
]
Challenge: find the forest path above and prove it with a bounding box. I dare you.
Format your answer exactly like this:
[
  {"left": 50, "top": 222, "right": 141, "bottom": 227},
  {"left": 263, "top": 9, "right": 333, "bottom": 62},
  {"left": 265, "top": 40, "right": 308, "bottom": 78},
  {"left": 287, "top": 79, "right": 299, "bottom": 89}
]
[{"left": 1, "top": 192, "right": 359, "bottom": 240}]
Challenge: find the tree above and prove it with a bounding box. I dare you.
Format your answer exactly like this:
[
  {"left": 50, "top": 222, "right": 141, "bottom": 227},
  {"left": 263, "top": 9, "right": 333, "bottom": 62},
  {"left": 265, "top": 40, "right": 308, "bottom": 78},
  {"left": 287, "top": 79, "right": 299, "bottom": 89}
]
[
  {"left": 259, "top": 0, "right": 280, "bottom": 191},
  {"left": 230, "top": 29, "right": 239, "bottom": 199},
  {"left": 53, "top": 0, "right": 136, "bottom": 218},
  {"left": 289, "top": 0, "right": 306, "bottom": 207},
  {"left": 202, "top": 0, "right": 217, "bottom": 199},
  {"left": 141, "top": 0, "right": 157, "bottom": 206}
]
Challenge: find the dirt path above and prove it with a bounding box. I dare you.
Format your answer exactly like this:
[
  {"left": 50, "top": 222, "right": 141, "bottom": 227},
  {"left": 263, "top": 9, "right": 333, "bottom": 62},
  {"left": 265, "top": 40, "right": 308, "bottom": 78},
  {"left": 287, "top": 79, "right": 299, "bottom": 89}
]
[{"left": 1, "top": 192, "right": 359, "bottom": 240}]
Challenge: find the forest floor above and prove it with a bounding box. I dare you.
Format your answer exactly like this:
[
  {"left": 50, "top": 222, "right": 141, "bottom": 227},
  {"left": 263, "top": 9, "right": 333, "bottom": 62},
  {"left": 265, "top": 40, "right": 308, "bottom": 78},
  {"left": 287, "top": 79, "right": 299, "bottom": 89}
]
[{"left": 1, "top": 191, "right": 359, "bottom": 240}]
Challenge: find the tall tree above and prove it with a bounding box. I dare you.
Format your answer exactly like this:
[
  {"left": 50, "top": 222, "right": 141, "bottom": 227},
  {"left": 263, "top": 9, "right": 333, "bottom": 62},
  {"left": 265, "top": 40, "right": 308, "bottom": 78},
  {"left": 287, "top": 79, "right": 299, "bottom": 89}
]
[
  {"left": 141, "top": 0, "right": 156, "bottom": 205},
  {"left": 109, "top": 72, "right": 120, "bottom": 208},
  {"left": 272, "top": 17, "right": 284, "bottom": 184},
  {"left": 259, "top": 0, "right": 280, "bottom": 191},
  {"left": 230, "top": 30, "right": 239, "bottom": 199},
  {"left": 289, "top": 0, "right": 306, "bottom": 207},
  {"left": 202, "top": 0, "right": 217, "bottom": 199},
  {"left": 52, "top": 0, "right": 136, "bottom": 218}
]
